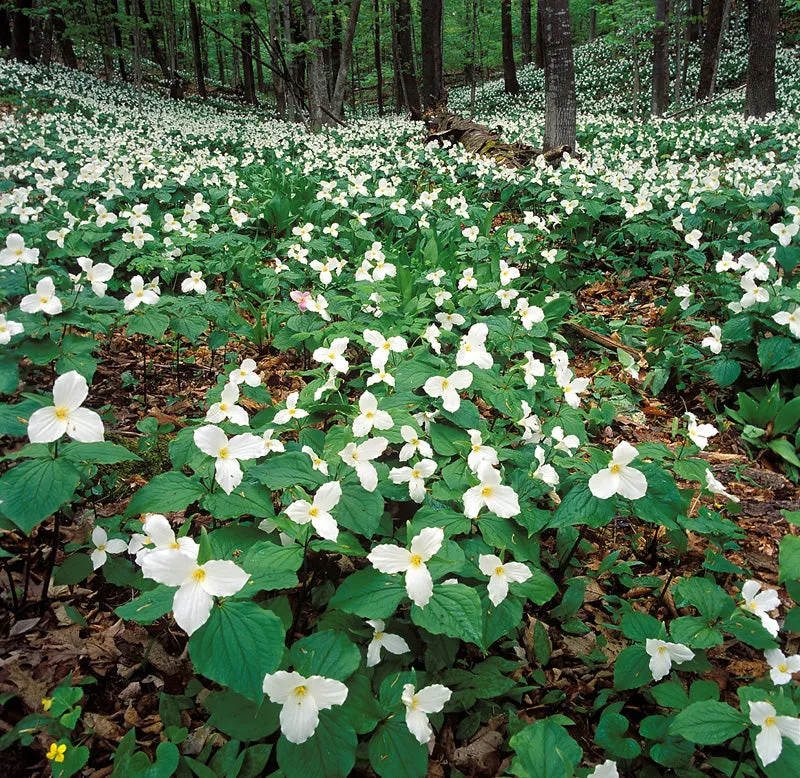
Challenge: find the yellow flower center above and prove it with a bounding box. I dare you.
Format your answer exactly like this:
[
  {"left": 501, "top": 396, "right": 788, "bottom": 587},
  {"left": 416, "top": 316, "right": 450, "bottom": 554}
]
[
  {"left": 610, "top": 463, "right": 622, "bottom": 474},
  {"left": 779, "top": 664, "right": 788, "bottom": 672},
  {"left": 441, "top": 380, "right": 449, "bottom": 389},
  {"left": 412, "top": 470, "right": 420, "bottom": 478},
  {"left": 410, "top": 696, "right": 419, "bottom": 710},
  {"left": 409, "top": 554, "right": 423, "bottom": 567},
  {"left": 472, "top": 445, "right": 480, "bottom": 452},
  {"left": 40, "top": 296, "right": 48, "bottom": 304},
  {"left": 328, "top": 352, "right": 336, "bottom": 360},
  {"left": 55, "top": 407, "right": 69, "bottom": 420},
  {"left": 494, "top": 566, "right": 504, "bottom": 576},
  {"left": 219, "top": 403, "right": 228, "bottom": 411},
  {"left": 658, "top": 646, "right": 667, "bottom": 654},
  {"left": 351, "top": 452, "right": 359, "bottom": 461},
  {"left": 481, "top": 486, "right": 493, "bottom": 498},
  {"left": 309, "top": 507, "right": 319, "bottom": 517},
  {"left": 97, "top": 544, "right": 106, "bottom": 552},
  {"left": 766, "top": 716, "right": 776, "bottom": 727},
  {"left": 218, "top": 447, "right": 229, "bottom": 459},
  {"left": 464, "top": 344, "right": 472, "bottom": 352},
  {"left": 192, "top": 569, "right": 206, "bottom": 582},
  {"left": 374, "top": 631, "right": 383, "bottom": 640},
  {"left": 383, "top": 342, "right": 391, "bottom": 350},
  {"left": 169, "top": 541, "right": 180, "bottom": 549},
  {"left": 365, "top": 411, "right": 374, "bottom": 419},
  {"left": 293, "top": 685, "right": 307, "bottom": 698}
]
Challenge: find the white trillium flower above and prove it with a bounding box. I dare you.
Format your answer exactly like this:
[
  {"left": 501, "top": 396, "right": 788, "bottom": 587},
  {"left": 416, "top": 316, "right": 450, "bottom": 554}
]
[
  {"left": 28, "top": 370, "right": 104, "bottom": 444},
  {"left": 365, "top": 619, "right": 410, "bottom": 667},
  {"left": 0, "top": 233, "right": 39, "bottom": 265},
  {"left": 20, "top": 277, "right": 62, "bottom": 316},
  {"left": 466, "top": 429, "right": 498, "bottom": 474},
  {"left": 401, "top": 683, "right": 452, "bottom": 744},
  {"left": 181, "top": 271, "right": 207, "bottom": 295},
  {"left": 339, "top": 436, "right": 388, "bottom": 492},
  {"left": 456, "top": 323, "right": 493, "bottom": 369},
  {"left": 463, "top": 464, "right": 521, "bottom": 519},
  {"left": 645, "top": 638, "right": 695, "bottom": 681},
  {"left": 389, "top": 459, "right": 437, "bottom": 503},
  {"left": 701, "top": 325, "right": 723, "bottom": 354},
  {"left": 76, "top": 256, "right": 113, "bottom": 297},
  {"left": 262, "top": 671, "right": 348, "bottom": 745},
  {"left": 478, "top": 554, "right": 532, "bottom": 606},
  {"left": 312, "top": 337, "right": 350, "bottom": 373},
  {"left": 765, "top": 649, "right": 800, "bottom": 685},
  {"left": 674, "top": 285, "right": 693, "bottom": 310},
  {"left": 90, "top": 527, "right": 127, "bottom": 570},
  {"left": 556, "top": 367, "right": 590, "bottom": 409},
  {"left": 704, "top": 469, "right": 740, "bottom": 503},
  {"left": 773, "top": 307, "right": 800, "bottom": 338},
  {"left": 262, "top": 429, "right": 285, "bottom": 454},
  {"left": 229, "top": 358, "right": 261, "bottom": 387},
  {"left": 399, "top": 425, "right": 433, "bottom": 462},
  {"left": 273, "top": 392, "right": 309, "bottom": 425},
  {"left": 550, "top": 426, "right": 580, "bottom": 454},
  {"left": 588, "top": 760, "right": 619, "bottom": 778},
  {"left": 206, "top": 382, "right": 249, "bottom": 426},
  {"left": 522, "top": 351, "right": 546, "bottom": 388},
  {"left": 423, "top": 370, "right": 473, "bottom": 413},
  {"left": 193, "top": 425, "right": 264, "bottom": 494},
  {"left": 141, "top": 549, "right": 250, "bottom": 635},
  {"left": 123, "top": 275, "right": 159, "bottom": 311},
  {"left": 740, "top": 275, "right": 769, "bottom": 308},
  {"left": 749, "top": 701, "right": 800, "bottom": 766},
  {"left": 129, "top": 513, "right": 199, "bottom": 563},
  {"left": 367, "top": 526, "right": 444, "bottom": 608},
  {"left": 0, "top": 314, "right": 24, "bottom": 344},
  {"left": 741, "top": 580, "right": 781, "bottom": 637},
  {"left": 285, "top": 481, "right": 342, "bottom": 541},
  {"left": 588, "top": 441, "right": 647, "bottom": 500},
  {"left": 515, "top": 298, "right": 545, "bottom": 330},
  {"left": 302, "top": 445, "right": 329, "bottom": 474},
  {"left": 533, "top": 446, "right": 559, "bottom": 487},
  {"left": 685, "top": 412, "right": 718, "bottom": 450},
  {"left": 363, "top": 329, "right": 407, "bottom": 370},
  {"left": 434, "top": 311, "right": 466, "bottom": 332},
  {"left": 352, "top": 391, "right": 394, "bottom": 437}
]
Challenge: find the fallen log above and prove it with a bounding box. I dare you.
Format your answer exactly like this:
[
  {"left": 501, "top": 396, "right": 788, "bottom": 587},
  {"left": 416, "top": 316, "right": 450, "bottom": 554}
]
[{"left": 424, "top": 110, "right": 571, "bottom": 168}]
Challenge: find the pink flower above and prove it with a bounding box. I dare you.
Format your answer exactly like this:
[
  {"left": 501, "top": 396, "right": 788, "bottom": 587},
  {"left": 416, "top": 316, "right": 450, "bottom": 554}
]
[{"left": 290, "top": 290, "right": 312, "bottom": 311}]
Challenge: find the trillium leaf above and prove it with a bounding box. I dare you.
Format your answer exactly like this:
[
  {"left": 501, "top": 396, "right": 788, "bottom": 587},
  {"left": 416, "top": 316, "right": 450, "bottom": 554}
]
[
  {"left": 205, "top": 689, "right": 280, "bottom": 741},
  {"left": 547, "top": 482, "right": 614, "bottom": 529},
  {"left": 125, "top": 471, "right": 207, "bottom": 516},
  {"left": 114, "top": 585, "right": 178, "bottom": 624},
  {"left": 276, "top": 710, "right": 357, "bottom": 778},
  {"left": 336, "top": 482, "right": 384, "bottom": 538},
  {"left": 508, "top": 719, "right": 583, "bottom": 778},
  {"left": 613, "top": 645, "right": 652, "bottom": 691},
  {"left": 287, "top": 630, "right": 361, "bottom": 682},
  {"left": 328, "top": 568, "right": 407, "bottom": 619},
  {"left": 411, "top": 584, "right": 484, "bottom": 648},
  {"left": 368, "top": 717, "right": 428, "bottom": 778},
  {"left": 189, "top": 600, "right": 285, "bottom": 702},
  {"left": 669, "top": 701, "right": 747, "bottom": 744},
  {"left": 60, "top": 441, "right": 141, "bottom": 464}
]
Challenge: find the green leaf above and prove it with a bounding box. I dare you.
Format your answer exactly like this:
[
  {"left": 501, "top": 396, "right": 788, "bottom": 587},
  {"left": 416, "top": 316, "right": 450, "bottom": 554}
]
[
  {"left": 429, "top": 422, "right": 470, "bottom": 456},
  {"left": 508, "top": 719, "right": 583, "bottom": 778},
  {"left": 52, "top": 742, "right": 90, "bottom": 778},
  {"left": 548, "top": 482, "right": 614, "bottom": 529},
  {"left": 126, "top": 472, "right": 207, "bottom": 516},
  {"left": 189, "top": 601, "right": 285, "bottom": 702},
  {"left": 669, "top": 700, "right": 747, "bottom": 744},
  {"left": 613, "top": 645, "right": 652, "bottom": 691},
  {"left": 483, "top": 595, "right": 523, "bottom": 647},
  {"left": 708, "top": 359, "right": 741, "bottom": 388},
  {"left": 594, "top": 712, "right": 641, "bottom": 760},
  {"left": 251, "top": 451, "right": 324, "bottom": 490},
  {"left": 276, "top": 710, "right": 357, "bottom": 778},
  {"left": 205, "top": 689, "right": 280, "bottom": 741},
  {"left": 759, "top": 336, "right": 800, "bottom": 373},
  {"left": 672, "top": 576, "right": 735, "bottom": 620},
  {"left": 114, "top": 586, "right": 177, "bottom": 624},
  {"left": 769, "top": 438, "right": 800, "bottom": 468},
  {"left": 669, "top": 616, "right": 722, "bottom": 649},
  {"left": 0, "top": 457, "right": 81, "bottom": 534},
  {"left": 288, "top": 630, "right": 361, "bottom": 682},
  {"left": 126, "top": 309, "right": 170, "bottom": 339},
  {"left": 620, "top": 611, "right": 666, "bottom": 642},
  {"left": 411, "top": 584, "right": 484, "bottom": 647},
  {"left": 515, "top": 570, "right": 559, "bottom": 605},
  {"left": 336, "top": 482, "right": 384, "bottom": 538},
  {"left": 60, "top": 441, "right": 141, "bottom": 464},
  {"left": 369, "top": 717, "right": 428, "bottom": 778},
  {"left": 241, "top": 541, "right": 303, "bottom": 592},
  {"left": 201, "top": 483, "right": 275, "bottom": 520},
  {"left": 722, "top": 611, "right": 778, "bottom": 649},
  {"left": 53, "top": 554, "right": 93, "bottom": 586},
  {"left": 651, "top": 681, "right": 690, "bottom": 709},
  {"left": 329, "top": 568, "right": 407, "bottom": 619}
]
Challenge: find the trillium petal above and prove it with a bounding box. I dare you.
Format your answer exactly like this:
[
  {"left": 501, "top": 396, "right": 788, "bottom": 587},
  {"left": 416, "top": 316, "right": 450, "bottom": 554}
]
[
  {"left": 144, "top": 514, "right": 176, "bottom": 546},
  {"left": 194, "top": 425, "right": 228, "bottom": 457},
  {"left": 215, "top": 457, "right": 243, "bottom": 494},
  {"left": 173, "top": 579, "right": 214, "bottom": 635},
  {"left": 449, "top": 370, "right": 474, "bottom": 390},
  {"left": 105, "top": 539, "right": 128, "bottom": 554},
  {"left": 305, "top": 676, "right": 348, "bottom": 709},
  {"left": 358, "top": 436, "right": 388, "bottom": 460},
  {"left": 366, "top": 638, "right": 382, "bottom": 667},
  {"left": 755, "top": 722, "right": 783, "bottom": 766},
  {"left": 589, "top": 469, "right": 617, "bottom": 499},
  {"left": 280, "top": 690, "right": 320, "bottom": 744},
  {"left": 612, "top": 441, "right": 639, "bottom": 466},
  {"left": 310, "top": 510, "right": 339, "bottom": 541},
  {"left": 749, "top": 701, "right": 775, "bottom": 727},
  {"left": 200, "top": 560, "right": 250, "bottom": 596},
  {"left": 648, "top": 647, "right": 673, "bottom": 681},
  {"left": 487, "top": 484, "right": 520, "bottom": 518},
  {"left": 665, "top": 643, "right": 695, "bottom": 664},
  {"left": 405, "top": 707, "right": 432, "bottom": 744},
  {"left": 90, "top": 548, "right": 107, "bottom": 570},
  {"left": 423, "top": 376, "right": 445, "bottom": 397},
  {"left": 616, "top": 467, "right": 648, "bottom": 500},
  {"left": 141, "top": 549, "right": 198, "bottom": 586},
  {"left": 66, "top": 407, "right": 104, "bottom": 443},
  {"left": 52, "top": 371, "right": 89, "bottom": 411},
  {"left": 479, "top": 554, "right": 502, "bottom": 576},
  {"left": 503, "top": 562, "right": 532, "bottom": 584},
  {"left": 356, "top": 461, "right": 379, "bottom": 492},
  {"left": 415, "top": 684, "right": 452, "bottom": 714},
  {"left": 741, "top": 580, "right": 761, "bottom": 602},
  {"left": 488, "top": 573, "right": 509, "bottom": 606},
  {"left": 463, "top": 485, "right": 485, "bottom": 518},
  {"left": 368, "top": 544, "right": 412, "bottom": 574},
  {"left": 410, "top": 527, "right": 444, "bottom": 560},
  {"left": 27, "top": 406, "right": 67, "bottom": 443},
  {"left": 405, "top": 562, "right": 433, "bottom": 607},
  {"left": 228, "top": 433, "right": 265, "bottom": 459},
  {"left": 381, "top": 632, "right": 409, "bottom": 655},
  {"left": 285, "top": 500, "right": 313, "bottom": 524},
  {"left": 389, "top": 466, "right": 413, "bottom": 484},
  {"left": 263, "top": 670, "right": 307, "bottom": 702},
  {"left": 314, "top": 481, "right": 342, "bottom": 512},
  {"left": 776, "top": 716, "right": 800, "bottom": 745}
]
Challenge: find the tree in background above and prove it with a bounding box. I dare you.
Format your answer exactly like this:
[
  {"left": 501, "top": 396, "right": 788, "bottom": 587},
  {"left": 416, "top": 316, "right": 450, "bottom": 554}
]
[
  {"left": 393, "top": 0, "right": 421, "bottom": 118},
  {"left": 541, "top": 0, "right": 576, "bottom": 150},
  {"left": 420, "top": 0, "right": 445, "bottom": 110},
  {"left": 651, "top": 0, "right": 669, "bottom": 115},
  {"left": 696, "top": 0, "right": 725, "bottom": 100},
  {"left": 745, "top": 0, "right": 779, "bottom": 117},
  {"left": 520, "top": 0, "right": 532, "bottom": 66},
  {"left": 501, "top": 0, "right": 519, "bottom": 94}
]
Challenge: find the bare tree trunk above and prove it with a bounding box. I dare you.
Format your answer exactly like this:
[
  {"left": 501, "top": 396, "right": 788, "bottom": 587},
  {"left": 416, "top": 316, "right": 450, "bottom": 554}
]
[
  {"left": 133, "top": 0, "right": 143, "bottom": 110},
  {"left": 541, "top": 0, "right": 576, "bottom": 150},
  {"left": 589, "top": 7, "right": 596, "bottom": 41},
  {"left": 269, "top": 0, "right": 286, "bottom": 116},
  {"left": 520, "top": 0, "right": 532, "bottom": 66},
  {"left": 696, "top": 0, "right": 724, "bottom": 100},
  {"left": 300, "top": 0, "right": 332, "bottom": 127},
  {"left": 420, "top": 0, "right": 444, "bottom": 110},
  {"left": 52, "top": 9, "right": 78, "bottom": 68},
  {"left": 468, "top": 0, "right": 478, "bottom": 115},
  {"left": 688, "top": 0, "right": 703, "bottom": 41},
  {"left": 11, "top": 0, "right": 33, "bottom": 62},
  {"left": 395, "top": 0, "right": 421, "bottom": 117},
  {"left": 373, "top": 0, "right": 383, "bottom": 114},
  {"left": 138, "top": 0, "right": 170, "bottom": 79},
  {"left": 631, "top": 31, "right": 640, "bottom": 115},
  {"left": 501, "top": 0, "right": 519, "bottom": 94},
  {"left": 253, "top": 23, "right": 266, "bottom": 91},
  {"left": 100, "top": 0, "right": 117, "bottom": 82},
  {"left": 241, "top": 1, "right": 257, "bottom": 103},
  {"left": 652, "top": 0, "right": 669, "bottom": 115},
  {"left": 534, "top": 1, "right": 544, "bottom": 69},
  {"left": 114, "top": 0, "right": 128, "bottom": 80},
  {"left": 189, "top": 1, "right": 207, "bottom": 96},
  {"left": 673, "top": 0, "right": 682, "bottom": 107},
  {"left": 744, "top": 0, "right": 778, "bottom": 117},
  {"left": 0, "top": 8, "right": 12, "bottom": 50},
  {"left": 331, "top": 0, "right": 362, "bottom": 118}
]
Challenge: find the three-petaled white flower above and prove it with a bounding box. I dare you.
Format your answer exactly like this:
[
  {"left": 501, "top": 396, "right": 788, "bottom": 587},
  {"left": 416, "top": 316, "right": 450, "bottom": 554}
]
[
  {"left": 285, "top": 481, "right": 342, "bottom": 541},
  {"left": 76, "top": 256, "right": 114, "bottom": 297},
  {"left": 312, "top": 337, "right": 350, "bottom": 373},
  {"left": 686, "top": 412, "right": 718, "bottom": 450},
  {"left": 399, "top": 425, "right": 433, "bottom": 462},
  {"left": 402, "top": 683, "right": 452, "bottom": 744},
  {"left": 765, "top": 648, "right": 800, "bottom": 685},
  {"left": 588, "top": 441, "right": 647, "bottom": 500},
  {"left": 206, "top": 382, "right": 249, "bottom": 426},
  {"left": 466, "top": 429, "right": 498, "bottom": 474},
  {"left": 556, "top": 367, "right": 590, "bottom": 409},
  {"left": 456, "top": 323, "right": 493, "bottom": 369},
  {"left": 463, "top": 464, "right": 520, "bottom": 519},
  {"left": 20, "top": 277, "right": 62, "bottom": 315},
  {"left": 181, "top": 271, "right": 207, "bottom": 295},
  {"left": 741, "top": 580, "right": 781, "bottom": 637},
  {"left": 141, "top": 550, "right": 250, "bottom": 635},
  {"left": 123, "top": 275, "right": 159, "bottom": 311},
  {"left": 128, "top": 513, "right": 199, "bottom": 563},
  {"left": 588, "top": 760, "right": 619, "bottom": 778},
  {"left": 302, "top": 445, "right": 328, "bottom": 474},
  {"left": 365, "top": 619, "right": 409, "bottom": 666},
  {"left": 701, "top": 325, "right": 723, "bottom": 354},
  {"left": 229, "top": 358, "right": 261, "bottom": 386},
  {"left": 262, "top": 671, "right": 348, "bottom": 744},
  {"left": 339, "top": 437, "right": 388, "bottom": 492},
  {"left": 273, "top": 392, "right": 309, "bottom": 425},
  {"left": 193, "top": 425, "right": 264, "bottom": 494},
  {"left": 645, "top": 638, "right": 695, "bottom": 681},
  {"left": 773, "top": 307, "right": 800, "bottom": 338},
  {"left": 0, "top": 314, "right": 24, "bottom": 344},
  {"left": 704, "top": 469, "right": 740, "bottom": 502},
  {"left": 749, "top": 701, "right": 800, "bottom": 766},
  {"left": 363, "top": 329, "right": 407, "bottom": 370},
  {"left": 478, "top": 554, "right": 532, "bottom": 605},
  {"left": 90, "top": 527, "right": 127, "bottom": 570},
  {"left": 389, "top": 459, "right": 437, "bottom": 503},
  {"left": 0, "top": 233, "right": 39, "bottom": 265},
  {"left": 368, "top": 527, "right": 444, "bottom": 608},
  {"left": 28, "top": 371, "right": 104, "bottom": 444},
  {"left": 352, "top": 391, "right": 394, "bottom": 437},
  {"left": 423, "top": 370, "right": 473, "bottom": 413}
]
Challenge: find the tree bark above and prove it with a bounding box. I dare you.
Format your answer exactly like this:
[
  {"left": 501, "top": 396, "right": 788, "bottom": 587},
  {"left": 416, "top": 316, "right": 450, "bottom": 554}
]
[
  {"left": 744, "top": 0, "right": 778, "bottom": 117},
  {"left": 673, "top": 0, "right": 682, "bottom": 107},
  {"left": 0, "top": 8, "right": 12, "bottom": 50},
  {"left": 373, "top": 0, "right": 383, "bottom": 114},
  {"left": 651, "top": 0, "right": 669, "bottom": 115},
  {"left": 520, "top": 0, "right": 532, "bottom": 66},
  {"left": 189, "top": 1, "right": 207, "bottom": 96},
  {"left": 394, "top": 0, "right": 421, "bottom": 117},
  {"left": 331, "top": 0, "right": 363, "bottom": 118},
  {"left": 688, "top": 0, "right": 703, "bottom": 41},
  {"left": 696, "top": 0, "right": 724, "bottom": 100},
  {"left": 138, "top": 0, "right": 170, "bottom": 79},
  {"left": 300, "top": 0, "right": 332, "bottom": 127},
  {"left": 53, "top": 10, "right": 78, "bottom": 68},
  {"left": 501, "top": 0, "right": 519, "bottom": 94},
  {"left": 534, "top": 1, "right": 544, "bottom": 69},
  {"left": 11, "top": 0, "right": 33, "bottom": 62},
  {"left": 540, "top": 0, "right": 576, "bottom": 151},
  {"left": 589, "top": 8, "right": 596, "bottom": 41},
  {"left": 241, "top": 1, "right": 257, "bottom": 104},
  {"left": 269, "top": 0, "right": 286, "bottom": 116},
  {"left": 420, "top": 0, "right": 444, "bottom": 110}
]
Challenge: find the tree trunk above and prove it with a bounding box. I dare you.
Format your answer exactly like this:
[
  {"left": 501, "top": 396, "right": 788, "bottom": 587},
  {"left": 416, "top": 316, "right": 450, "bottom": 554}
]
[
  {"left": 651, "top": 0, "right": 669, "bottom": 115},
  {"left": 501, "top": 0, "right": 519, "bottom": 94},
  {"left": 53, "top": 11, "right": 78, "bottom": 68},
  {"left": 331, "top": 0, "right": 363, "bottom": 118},
  {"left": 114, "top": 0, "right": 128, "bottom": 80},
  {"left": 534, "top": 1, "right": 544, "bottom": 69},
  {"left": 189, "top": 1, "right": 207, "bottom": 96},
  {"left": 395, "top": 0, "right": 421, "bottom": 117},
  {"left": 133, "top": 0, "right": 143, "bottom": 110},
  {"left": 100, "top": 0, "right": 117, "bottom": 82},
  {"left": 688, "top": 0, "right": 703, "bottom": 41},
  {"left": 744, "top": 0, "right": 778, "bottom": 117},
  {"left": 328, "top": 0, "right": 342, "bottom": 100},
  {"left": 520, "top": 0, "right": 532, "bottom": 66},
  {"left": 420, "top": 0, "right": 444, "bottom": 110},
  {"left": 254, "top": 24, "right": 266, "bottom": 91},
  {"left": 468, "top": 0, "right": 477, "bottom": 114},
  {"left": 241, "top": 2, "right": 257, "bottom": 103},
  {"left": 541, "top": 0, "right": 575, "bottom": 151},
  {"left": 11, "top": 0, "right": 33, "bottom": 62},
  {"left": 589, "top": 8, "right": 596, "bottom": 41},
  {"left": 673, "top": 0, "right": 682, "bottom": 107},
  {"left": 0, "top": 8, "right": 12, "bottom": 50},
  {"left": 269, "top": 0, "right": 286, "bottom": 116},
  {"left": 300, "top": 0, "right": 332, "bottom": 127},
  {"left": 373, "top": 0, "right": 383, "bottom": 114},
  {"left": 138, "top": 0, "right": 170, "bottom": 79},
  {"left": 696, "top": 0, "right": 724, "bottom": 100}
]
